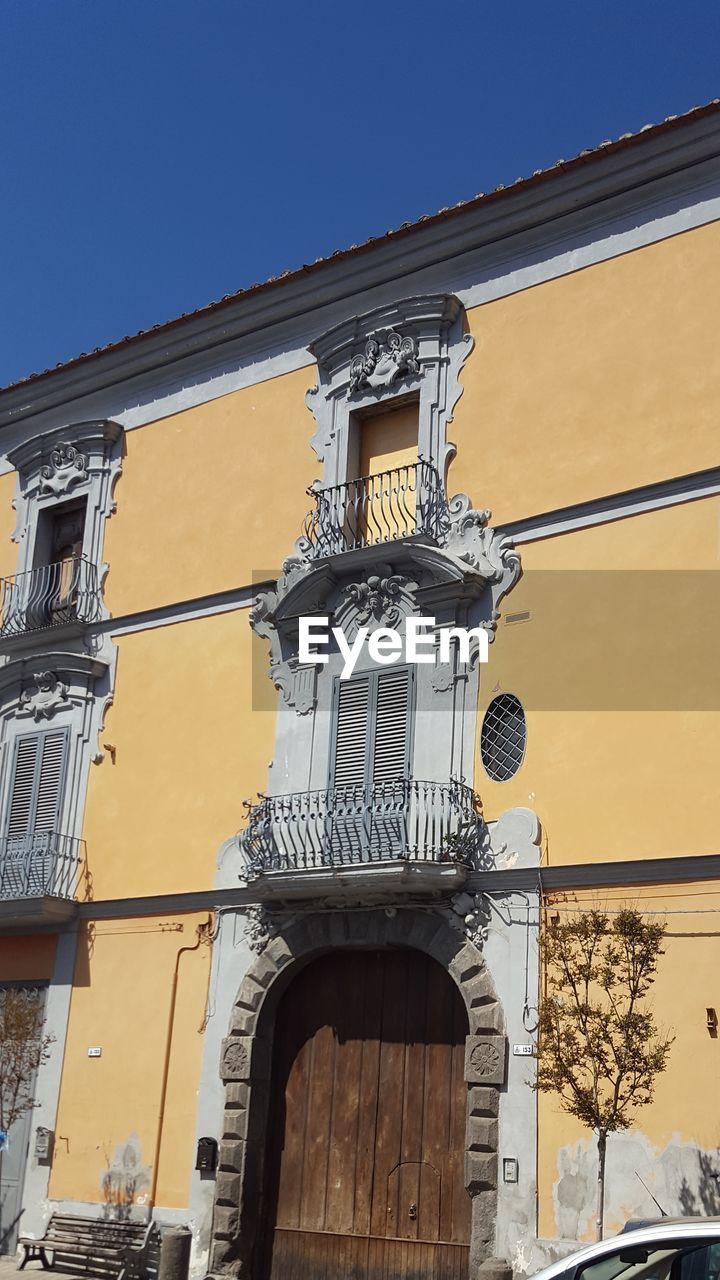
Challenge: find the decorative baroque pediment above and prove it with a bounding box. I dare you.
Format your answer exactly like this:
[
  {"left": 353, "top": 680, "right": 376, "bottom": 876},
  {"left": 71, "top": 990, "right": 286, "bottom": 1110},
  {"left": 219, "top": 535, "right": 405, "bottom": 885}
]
[
  {"left": 39, "top": 443, "right": 88, "bottom": 499},
  {"left": 17, "top": 671, "right": 73, "bottom": 721},
  {"left": 8, "top": 421, "right": 124, "bottom": 573},
  {"left": 334, "top": 568, "right": 418, "bottom": 638},
  {"left": 305, "top": 294, "right": 473, "bottom": 480},
  {"left": 348, "top": 330, "right": 420, "bottom": 395}
]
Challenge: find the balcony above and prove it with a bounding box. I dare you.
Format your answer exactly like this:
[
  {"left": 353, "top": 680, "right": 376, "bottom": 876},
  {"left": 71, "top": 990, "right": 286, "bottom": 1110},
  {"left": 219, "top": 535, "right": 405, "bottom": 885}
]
[
  {"left": 239, "top": 778, "right": 483, "bottom": 899},
  {"left": 0, "top": 556, "right": 102, "bottom": 640},
  {"left": 0, "top": 831, "right": 85, "bottom": 925},
  {"left": 302, "top": 460, "right": 450, "bottom": 559}
]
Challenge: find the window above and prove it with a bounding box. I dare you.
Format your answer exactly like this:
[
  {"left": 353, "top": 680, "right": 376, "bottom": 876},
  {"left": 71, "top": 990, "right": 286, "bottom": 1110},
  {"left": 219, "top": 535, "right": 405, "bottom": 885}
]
[
  {"left": 33, "top": 498, "right": 87, "bottom": 569},
  {"left": 7, "top": 729, "right": 69, "bottom": 844},
  {"left": 28, "top": 499, "right": 88, "bottom": 629},
  {"left": 332, "top": 666, "right": 413, "bottom": 788},
  {"left": 480, "top": 693, "right": 526, "bottom": 782},
  {"left": 356, "top": 400, "right": 419, "bottom": 480},
  {"left": 3, "top": 729, "right": 69, "bottom": 897},
  {"left": 330, "top": 667, "right": 414, "bottom": 859}
]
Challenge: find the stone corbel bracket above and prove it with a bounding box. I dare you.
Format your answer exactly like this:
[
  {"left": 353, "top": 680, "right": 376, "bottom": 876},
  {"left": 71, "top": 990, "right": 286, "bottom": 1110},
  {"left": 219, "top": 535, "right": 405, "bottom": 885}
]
[
  {"left": 305, "top": 294, "right": 474, "bottom": 484},
  {"left": 441, "top": 495, "right": 521, "bottom": 637},
  {"left": 250, "top": 559, "right": 339, "bottom": 715}
]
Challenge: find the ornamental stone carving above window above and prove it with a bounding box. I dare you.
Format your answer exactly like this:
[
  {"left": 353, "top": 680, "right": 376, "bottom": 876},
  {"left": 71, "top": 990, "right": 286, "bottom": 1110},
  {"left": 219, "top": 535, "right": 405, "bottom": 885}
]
[
  {"left": 7, "top": 419, "right": 124, "bottom": 609},
  {"left": 39, "top": 444, "right": 88, "bottom": 499},
  {"left": 348, "top": 329, "right": 420, "bottom": 395},
  {"left": 305, "top": 294, "right": 473, "bottom": 487}
]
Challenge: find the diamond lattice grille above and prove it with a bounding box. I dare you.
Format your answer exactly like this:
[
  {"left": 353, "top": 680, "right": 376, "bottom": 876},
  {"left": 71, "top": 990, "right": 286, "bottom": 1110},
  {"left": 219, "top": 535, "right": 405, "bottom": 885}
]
[{"left": 480, "top": 694, "right": 526, "bottom": 781}]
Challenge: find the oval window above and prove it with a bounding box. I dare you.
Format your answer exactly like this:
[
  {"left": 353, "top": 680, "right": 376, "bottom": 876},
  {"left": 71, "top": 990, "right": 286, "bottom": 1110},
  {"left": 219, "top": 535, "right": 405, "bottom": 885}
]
[{"left": 480, "top": 693, "right": 526, "bottom": 781}]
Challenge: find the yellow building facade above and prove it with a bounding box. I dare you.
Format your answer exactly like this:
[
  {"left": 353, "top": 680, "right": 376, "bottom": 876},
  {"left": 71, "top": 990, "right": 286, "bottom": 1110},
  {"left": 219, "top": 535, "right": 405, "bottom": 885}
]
[{"left": 1, "top": 101, "right": 720, "bottom": 1280}]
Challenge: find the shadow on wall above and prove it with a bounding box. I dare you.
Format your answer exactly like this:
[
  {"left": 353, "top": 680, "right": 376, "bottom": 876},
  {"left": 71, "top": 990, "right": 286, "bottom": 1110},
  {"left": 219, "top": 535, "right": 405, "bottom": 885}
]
[
  {"left": 552, "top": 1134, "right": 720, "bottom": 1242},
  {"left": 677, "top": 1150, "right": 720, "bottom": 1216}
]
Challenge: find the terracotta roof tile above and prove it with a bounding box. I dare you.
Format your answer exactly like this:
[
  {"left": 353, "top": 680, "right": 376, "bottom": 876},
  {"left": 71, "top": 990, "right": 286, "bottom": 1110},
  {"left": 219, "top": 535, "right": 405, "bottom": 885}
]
[{"left": 4, "top": 97, "right": 720, "bottom": 394}]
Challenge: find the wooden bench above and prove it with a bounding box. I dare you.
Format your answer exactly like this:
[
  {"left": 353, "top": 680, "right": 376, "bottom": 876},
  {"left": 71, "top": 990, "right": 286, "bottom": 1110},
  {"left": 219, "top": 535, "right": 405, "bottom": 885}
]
[{"left": 18, "top": 1214, "right": 160, "bottom": 1280}]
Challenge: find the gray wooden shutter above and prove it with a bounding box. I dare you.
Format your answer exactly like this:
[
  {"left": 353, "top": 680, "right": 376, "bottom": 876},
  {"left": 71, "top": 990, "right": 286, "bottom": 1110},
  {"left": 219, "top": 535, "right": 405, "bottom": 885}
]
[
  {"left": 6, "top": 737, "right": 40, "bottom": 840},
  {"left": 34, "top": 733, "right": 68, "bottom": 832},
  {"left": 372, "top": 667, "right": 412, "bottom": 784},
  {"left": 7, "top": 730, "right": 68, "bottom": 840},
  {"left": 332, "top": 677, "right": 370, "bottom": 787},
  {"left": 330, "top": 667, "right": 413, "bottom": 863}
]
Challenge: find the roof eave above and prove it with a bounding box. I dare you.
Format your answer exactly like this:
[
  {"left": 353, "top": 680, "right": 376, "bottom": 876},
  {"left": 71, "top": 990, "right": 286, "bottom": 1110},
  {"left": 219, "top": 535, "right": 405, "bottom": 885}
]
[{"left": 2, "top": 102, "right": 720, "bottom": 429}]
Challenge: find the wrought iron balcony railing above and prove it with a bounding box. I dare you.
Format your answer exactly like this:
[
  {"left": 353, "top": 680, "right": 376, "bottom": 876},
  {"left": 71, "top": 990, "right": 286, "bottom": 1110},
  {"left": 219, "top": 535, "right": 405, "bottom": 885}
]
[
  {"left": 0, "top": 555, "right": 102, "bottom": 638},
  {"left": 240, "top": 778, "right": 484, "bottom": 879},
  {"left": 0, "top": 831, "right": 85, "bottom": 902},
  {"left": 302, "top": 460, "right": 450, "bottom": 558}
]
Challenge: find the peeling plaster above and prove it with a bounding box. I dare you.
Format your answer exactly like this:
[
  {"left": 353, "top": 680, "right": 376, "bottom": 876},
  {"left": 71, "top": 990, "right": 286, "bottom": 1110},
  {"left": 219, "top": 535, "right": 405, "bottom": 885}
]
[
  {"left": 100, "top": 1132, "right": 150, "bottom": 1216},
  {"left": 552, "top": 1131, "right": 720, "bottom": 1244}
]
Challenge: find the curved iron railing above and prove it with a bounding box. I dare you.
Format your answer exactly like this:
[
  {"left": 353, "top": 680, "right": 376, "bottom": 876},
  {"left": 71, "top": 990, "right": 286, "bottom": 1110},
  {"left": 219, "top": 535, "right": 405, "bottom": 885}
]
[
  {"left": 0, "top": 555, "right": 102, "bottom": 637},
  {"left": 302, "top": 460, "right": 450, "bottom": 558},
  {"left": 0, "top": 831, "right": 85, "bottom": 901},
  {"left": 240, "top": 778, "right": 484, "bottom": 879}
]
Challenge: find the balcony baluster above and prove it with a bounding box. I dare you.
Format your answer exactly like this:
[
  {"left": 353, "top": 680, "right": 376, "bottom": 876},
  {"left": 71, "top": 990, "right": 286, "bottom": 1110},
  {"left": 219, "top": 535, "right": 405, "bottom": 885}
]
[
  {"left": 0, "top": 831, "right": 85, "bottom": 902},
  {"left": 0, "top": 555, "right": 102, "bottom": 638},
  {"left": 302, "top": 460, "right": 450, "bottom": 558},
  {"left": 240, "top": 778, "right": 483, "bottom": 880}
]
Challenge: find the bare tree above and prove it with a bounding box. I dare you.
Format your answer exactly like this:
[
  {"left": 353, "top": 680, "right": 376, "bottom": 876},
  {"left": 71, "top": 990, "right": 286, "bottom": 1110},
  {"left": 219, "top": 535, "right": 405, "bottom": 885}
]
[
  {"left": 0, "top": 987, "right": 54, "bottom": 1242},
  {"left": 534, "top": 908, "right": 673, "bottom": 1240}
]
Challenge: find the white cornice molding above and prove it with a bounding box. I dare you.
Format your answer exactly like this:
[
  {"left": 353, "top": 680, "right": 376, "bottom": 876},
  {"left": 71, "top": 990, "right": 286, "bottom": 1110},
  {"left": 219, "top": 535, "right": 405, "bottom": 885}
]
[
  {"left": 2, "top": 114, "right": 720, "bottom": 432},
  {"left": 0, "top": 651, "right": 108, "bottom": 702}
]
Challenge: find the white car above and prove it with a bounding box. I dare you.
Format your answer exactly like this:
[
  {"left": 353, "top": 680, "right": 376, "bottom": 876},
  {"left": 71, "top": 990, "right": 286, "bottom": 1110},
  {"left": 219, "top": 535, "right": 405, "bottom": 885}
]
[{"left": 532, "top": 1219, "right": 720, "bottom": 1280}]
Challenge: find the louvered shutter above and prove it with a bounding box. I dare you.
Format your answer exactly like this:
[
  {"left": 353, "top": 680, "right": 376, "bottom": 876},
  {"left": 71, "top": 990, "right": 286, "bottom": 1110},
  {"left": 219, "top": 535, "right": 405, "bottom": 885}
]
[
  {"left": 372, "top": 667, "right": 411, "bottom": 784},
  {"left": 329, "top": 677, "right": 370, "bottom": 863},
  {"left": 4, "top": 730, "right": 67, "bottom": 897},
  {"left": 332, "top": 678, "right": 370, "bottom": 787},
  {"left": 370, "top": 668, "right": 411, "bottom": 857},
  {"left": 34, "top": 733, "right": 68, "bottom": 832},
  {"left": 7, "top": 737, "right": 40, "bottom": 840},
  {"left": 329, "top": 667, "right": 413, "bottom": 863},
  {"left": 7, "top": 730, "right": 68, "bottom": 838}
]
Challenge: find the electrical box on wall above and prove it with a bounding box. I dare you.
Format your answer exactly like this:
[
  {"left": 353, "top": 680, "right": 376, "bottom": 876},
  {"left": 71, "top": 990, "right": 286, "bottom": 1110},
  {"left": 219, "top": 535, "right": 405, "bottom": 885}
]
[
  {"left": 35, "top": 1127, "right": 54, "bottom": 1163},
  {"left": 195, "top": 1137, "right": 218, "bottom": 1173}
]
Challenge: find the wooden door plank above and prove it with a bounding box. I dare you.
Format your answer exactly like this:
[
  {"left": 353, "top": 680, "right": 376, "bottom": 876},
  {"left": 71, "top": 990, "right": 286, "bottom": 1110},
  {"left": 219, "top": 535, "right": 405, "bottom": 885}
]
[
  {"left": 370, "top": 951, "right": 409, "bottom": 1241},
  {"left": 353, "top": 951, "right": 384, "bottom": 1237},
  {"left": 273, "top": 985, "right": 314, "bottom": 1231},
  {"left": 397, "top": 953, "right": 430, "bottom": 1241},
  {"left": 325, "top": 954, "right": 365, "bottom": 1235},
  {"left": 299, "top": 967, "right": 337, "bottom": 1232}
]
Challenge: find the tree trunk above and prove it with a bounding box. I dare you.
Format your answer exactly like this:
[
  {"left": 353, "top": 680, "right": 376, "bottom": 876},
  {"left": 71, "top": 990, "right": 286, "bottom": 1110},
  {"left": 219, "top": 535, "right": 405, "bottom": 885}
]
[{"left": 596, "top": 1130, "right": 607, "bottom": 1241}]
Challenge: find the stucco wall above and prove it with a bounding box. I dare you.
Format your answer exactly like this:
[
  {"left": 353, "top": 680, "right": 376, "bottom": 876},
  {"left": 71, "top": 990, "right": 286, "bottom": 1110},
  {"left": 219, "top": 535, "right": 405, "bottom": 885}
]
[
  {"left": 81, "top": 611, "right": 274, "bottom": 900},
  {"left": 536, "top": 880, "right": 720, "bottom": 1245},
  {"left": 476, "top": 497, "right": 720, "bottom": 863},
  {"left": 0, "top": 933, "right": 57, "bottom": 980},
  {"left": 50, "top": 912, "right": 211, "bottom": 1211},
  {"left": 451, "top": 220, "right": 720, "bottom": 523},
  {"left": 102, "top": 365, "right": 316, "bottom": 615}
]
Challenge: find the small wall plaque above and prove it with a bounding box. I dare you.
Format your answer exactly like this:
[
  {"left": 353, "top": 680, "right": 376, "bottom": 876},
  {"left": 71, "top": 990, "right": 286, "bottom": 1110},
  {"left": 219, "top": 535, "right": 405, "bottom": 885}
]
[
  {"left": 87, "top": 1047, "right": 102, "bottom": 1058},
  {"left": 512, "top": 1044, "right": 533, "bottom": 1056}
]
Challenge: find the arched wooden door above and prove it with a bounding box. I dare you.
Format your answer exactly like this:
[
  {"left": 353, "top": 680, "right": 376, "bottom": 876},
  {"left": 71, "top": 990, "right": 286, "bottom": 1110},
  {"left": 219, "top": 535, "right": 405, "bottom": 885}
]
[{"left": 259, "top": 949, "right": 471, "bottom": 1280}]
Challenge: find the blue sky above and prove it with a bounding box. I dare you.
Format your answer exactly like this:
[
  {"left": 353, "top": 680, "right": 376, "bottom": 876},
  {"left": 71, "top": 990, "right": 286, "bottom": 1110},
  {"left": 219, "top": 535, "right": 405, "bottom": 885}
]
[{"left": 1, "top": 0, "right": 719, "bottom": 388}]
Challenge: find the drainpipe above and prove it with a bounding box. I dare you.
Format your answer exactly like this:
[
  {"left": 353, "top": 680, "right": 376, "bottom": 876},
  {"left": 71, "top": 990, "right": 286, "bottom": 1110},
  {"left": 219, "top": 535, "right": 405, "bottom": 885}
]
[{"left": 148, "top": 916, "right": 212, "bottom": 1212}]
